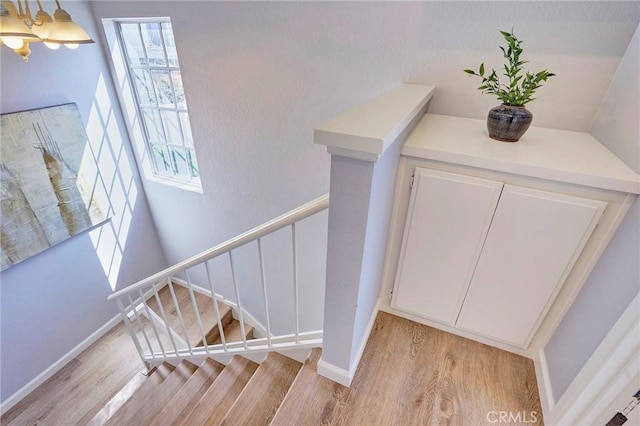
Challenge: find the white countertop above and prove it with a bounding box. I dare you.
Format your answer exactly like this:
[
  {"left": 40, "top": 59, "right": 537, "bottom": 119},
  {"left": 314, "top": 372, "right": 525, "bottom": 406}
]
[
  {"left": 315, "top": 84, "right": 435, "bottom": 161},
  {"left": 402, "top": 114, "right": 640, "bottom": 194}
]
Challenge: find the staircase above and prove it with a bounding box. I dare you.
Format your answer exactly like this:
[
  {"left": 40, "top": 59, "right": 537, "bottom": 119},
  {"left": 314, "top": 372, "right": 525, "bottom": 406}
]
[
  {"left": 100, "top": 195, "right": 330, "bottom": 425},
  {"left": 95, "top": 284, "right": 313, "bottom": 425}
]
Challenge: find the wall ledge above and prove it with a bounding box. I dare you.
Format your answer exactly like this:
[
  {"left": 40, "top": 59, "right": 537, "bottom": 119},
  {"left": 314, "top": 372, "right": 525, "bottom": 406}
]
[{"left": 314, "top": 84, "right": 435, "bottom": 162}]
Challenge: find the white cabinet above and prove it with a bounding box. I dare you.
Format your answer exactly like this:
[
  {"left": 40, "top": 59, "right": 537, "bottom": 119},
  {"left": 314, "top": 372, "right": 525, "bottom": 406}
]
[
  {"left": 392, "top": 168, "right": 502, "bottom": 326},
  {"left": 382, "top": 114, "right": 639, "bottom": 355},
  {"left": 392, "top": 167, "right": 607, "bottom": 348}
]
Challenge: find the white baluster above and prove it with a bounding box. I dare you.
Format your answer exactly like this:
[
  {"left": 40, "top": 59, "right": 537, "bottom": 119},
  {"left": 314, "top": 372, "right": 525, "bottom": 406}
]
[
  {"left": 117, "top": 298, "right": 146, "bottom": 363},
  {"left": 257, "top": 238, "right": 272, "bottom": 347},
  {"left": 204, "top": 260, "right": 228, "bottom": 351},
  {"left": 167, "top": 278, "right": 193, "bottom": 355},
  {"left": 139, "top": 289, "right": 166, "bottom": 357},
  {"left": 185, "top": 269, "right": 209, "bottom": 352},
  {"left": 292, "top": 223, "right": 300, "bottom": 344},
  {"left": 229, "top": 251, "right": 248, "bottom": 349},
  {"left": 127, "top": 294, "right": 154, "bottom": 359},
  {"left": 151, "top": 283, "right": 180, "bottom": 355}
]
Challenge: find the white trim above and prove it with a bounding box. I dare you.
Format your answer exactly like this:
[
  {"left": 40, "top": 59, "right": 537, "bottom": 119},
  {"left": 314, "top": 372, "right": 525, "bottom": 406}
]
[
  {"left": 317, "top": 358, "right": 353, "bottom": 387},
  {"left": 317, "top": 299, "right": 380, "bottom": 387},
  {"left": 0, "top": 314, "right": 122, "bottom": 415},
  {"left": 230, "top": 307, "right": 268, "bottom": 339},
  {"left": 534, "top": 348, "right": 555, "bottom": 417},
  {"left": 326, "top": 146, "right": 381, "bottom": 162},
  {"left": 546, "top": 293, "right": 639, "bottom": 425},
  {"left": 350, "top": 299, "right": 380, "bottom": 378}
]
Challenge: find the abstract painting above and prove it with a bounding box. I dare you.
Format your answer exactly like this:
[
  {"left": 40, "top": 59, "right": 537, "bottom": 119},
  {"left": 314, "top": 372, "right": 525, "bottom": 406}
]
[{"left": 1, "top": 103, "right": 109, "bottom": 270}]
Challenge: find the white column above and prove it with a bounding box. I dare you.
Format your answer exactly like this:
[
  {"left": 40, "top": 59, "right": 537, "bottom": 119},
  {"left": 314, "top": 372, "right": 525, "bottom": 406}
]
[{"left": 314, "top": 84, "right": 435, "bottom": 386}]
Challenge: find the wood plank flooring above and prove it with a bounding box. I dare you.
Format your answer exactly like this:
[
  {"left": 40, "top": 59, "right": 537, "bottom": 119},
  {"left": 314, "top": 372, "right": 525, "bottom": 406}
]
[
  {"left": 273, "top": 311, "right": 543, "bottom": 425},
  {"left": 2, "top": 310, "right": 543, "bottom": 425}
]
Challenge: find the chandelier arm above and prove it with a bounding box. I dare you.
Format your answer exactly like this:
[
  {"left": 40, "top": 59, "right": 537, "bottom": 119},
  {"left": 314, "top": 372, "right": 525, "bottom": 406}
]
[{"left": 22, "top": 0, "right": 34, "bottom": 26}]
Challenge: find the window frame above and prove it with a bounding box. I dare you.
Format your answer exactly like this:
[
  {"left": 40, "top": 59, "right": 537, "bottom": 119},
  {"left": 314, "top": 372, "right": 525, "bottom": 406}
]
[{"left": 105, "top": 17, "right": 202, "bottom": 191}]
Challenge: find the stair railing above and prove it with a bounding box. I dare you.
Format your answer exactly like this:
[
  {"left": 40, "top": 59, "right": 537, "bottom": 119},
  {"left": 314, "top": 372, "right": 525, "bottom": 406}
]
[{"left": 108, "top": 194, "right": 329, "bottom": 367}]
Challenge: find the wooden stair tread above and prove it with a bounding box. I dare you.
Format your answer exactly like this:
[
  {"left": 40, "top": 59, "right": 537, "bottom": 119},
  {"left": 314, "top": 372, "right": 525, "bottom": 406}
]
[
  {"left": 270, "top": 348, "right": 337, "bottom": 425},
  {"left": 146, "top": 285, "right": 232, "bottom": 349},
  {"left": 105, "top": 361, "right": 197, "bottom": 425},
  {"left": 213, "top": 319, "right": 254, "bottom": 345},
  {"left": 149, "top": 358, "right": 225, "bottom": 426},
  {"left": 221, "top": 352, "right": 302, "bottom": 426},
  {"left": 84, "top": 362, "right": 173, "bottom": 425},
  {"left": 180, "top": 356, "right": 259, "bottom": 426}
]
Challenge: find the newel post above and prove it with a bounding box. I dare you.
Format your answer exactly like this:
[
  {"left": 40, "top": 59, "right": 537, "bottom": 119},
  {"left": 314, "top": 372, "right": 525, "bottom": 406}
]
[{"left": 314, "top": 84, "right": 435, "bottom": 386}]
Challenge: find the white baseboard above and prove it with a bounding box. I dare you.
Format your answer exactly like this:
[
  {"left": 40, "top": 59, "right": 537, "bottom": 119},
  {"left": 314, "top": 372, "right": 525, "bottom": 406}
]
[
  {"left": 533, "top": 348, "right": 554, "bottom": 419},
  {"left": 317, "top": 358, "right": 353, "bottom": 387},
  {"left": 349, "top": 299, "right": 380, "bottom": 377},
  {"left": 317, "top": 299, "right": 380, "bottom": 388},
  {"left": 0, "top": 313, "right": 122, "bottom": 415}
]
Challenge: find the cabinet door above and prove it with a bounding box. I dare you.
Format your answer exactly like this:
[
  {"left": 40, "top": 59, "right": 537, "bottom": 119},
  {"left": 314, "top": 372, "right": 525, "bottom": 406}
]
[
  {"left": 392, "top": 168, "right": 503, "bottom": 325},
  {"left": 456, "top": 185, "right": 607, "bottom": 347}
]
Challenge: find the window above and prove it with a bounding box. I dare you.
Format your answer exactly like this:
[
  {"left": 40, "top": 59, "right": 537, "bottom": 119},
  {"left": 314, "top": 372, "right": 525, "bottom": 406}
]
[{"left": 115, "top": 19, "right": 200, "bottom": 187}]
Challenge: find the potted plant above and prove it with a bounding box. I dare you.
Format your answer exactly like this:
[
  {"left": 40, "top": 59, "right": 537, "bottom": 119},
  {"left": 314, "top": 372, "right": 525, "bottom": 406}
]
[{"left": 464, "top": 30, "right": 555, "bottom": 142}]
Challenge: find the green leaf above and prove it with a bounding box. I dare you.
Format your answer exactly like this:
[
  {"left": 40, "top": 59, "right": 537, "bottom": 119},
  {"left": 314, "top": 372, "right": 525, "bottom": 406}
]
[
  {"left": 479, "top": 63, "right": 485, "bottom": 76},
  {"left": 463, "top": 69, "right": 476, "bottom": 75}
]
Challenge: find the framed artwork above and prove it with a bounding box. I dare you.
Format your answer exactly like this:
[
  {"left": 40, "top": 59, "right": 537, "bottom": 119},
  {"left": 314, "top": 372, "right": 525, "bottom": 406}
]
[{"left": 1, "top": 103, "right": 110, "bottom": 270}]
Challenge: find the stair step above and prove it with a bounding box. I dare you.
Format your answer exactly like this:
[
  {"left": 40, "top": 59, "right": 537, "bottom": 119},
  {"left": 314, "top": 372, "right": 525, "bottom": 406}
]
[
  {"left": 89, "top": 362, "right": 173, "bottom": 425},
  {"left": 198, "top": 307, "right": 234, "bottom": 347},
  {"left": 147, "top": 285, "right": 232, "bottom": 348},
  {"left": 220, "top": 353, "right": 302, "bottom": 426},
  {"left": 270, "top": 348, "right": 339, "bottom": 425},
  {"left": 213, "top": 319, "right": 254, "bottom": 345},
  {"left": 180, "top": 356, "right": 259, "bottom": 426},
  {"left": 105, "top": 361, "right": 198, "bottom": 425},
  {"left": 149, "top": 358, "right": 225, "bottom": 426}
]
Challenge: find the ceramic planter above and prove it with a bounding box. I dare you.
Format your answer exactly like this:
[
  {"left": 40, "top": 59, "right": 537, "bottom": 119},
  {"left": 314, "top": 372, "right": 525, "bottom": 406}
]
[{"left": 487, "top": 104, "right": 533, "bottom": 142}]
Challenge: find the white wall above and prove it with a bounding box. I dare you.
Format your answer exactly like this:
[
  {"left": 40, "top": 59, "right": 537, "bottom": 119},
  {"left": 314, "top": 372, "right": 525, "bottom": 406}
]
[
  {"left": 545, "top": 22, "right": 640, "bottom": 403},
  {"left": 89, "top": 0, "right": 640, "bottom": 340},
  {"left": 0, "top": 1, "right": 167, "bottom": 403},
  {"left": 1, "top": 0, "right": 637, "bottom": 404}
]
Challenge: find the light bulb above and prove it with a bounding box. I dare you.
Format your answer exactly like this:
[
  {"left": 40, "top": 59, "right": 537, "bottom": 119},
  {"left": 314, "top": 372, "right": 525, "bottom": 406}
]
[
  {"left": 64, "top": 43, "right": 78, "bottom": 49},
  {"left": 2, "top": 37, "right": 24, "bottom": 49},
  {"left": 44, "top": 41, "right": 60, "bottom": 49}
]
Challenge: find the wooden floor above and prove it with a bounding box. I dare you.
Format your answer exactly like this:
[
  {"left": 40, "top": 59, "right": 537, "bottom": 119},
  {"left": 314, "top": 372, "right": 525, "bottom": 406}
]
[
  {"left": 274, "top": 312, "right": 543, "bottom": 425},
  {"left": 2, "top": 311, "right": 542, "bottom": 425}
]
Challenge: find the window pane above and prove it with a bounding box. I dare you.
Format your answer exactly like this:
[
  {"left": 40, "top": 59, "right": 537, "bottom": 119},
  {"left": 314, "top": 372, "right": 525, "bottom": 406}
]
[
  {"left": 171, "top": 71, "right": 186, "bottom": 109},
  {"left": 162, "top": 22, "right": 179, "bottom": 67},
  {"left": 170, "top": 147, "right": 190, "bottom": 178},
  {"left": 151, "top": 144, "right": 172, "bottom": 175},
  {"left": 150, "top": 70, "right": 175, "bottom": 107},
  {"left": 142, "top": 108, "right": 165, "bottom": 143},
  {"left": 160, "top": 110, "right": 182, "bottom": 145},
  {"left": 132, "top": 69, "right": 156, "bottom": 106},
  {"left": 180, "top": 112, "right": 193, "bottom": 146},
  {"left": 140, "top": 23, "right": 166, "bottom": 67},
  {"left": 117, "top": 19, "right": 199, "bottom": 187},
  {"left": 120, "top": 23, "right": 146, "bottom": 66},
  {"left": 187, "top": 148, "right": 199, "bottom": 178}
]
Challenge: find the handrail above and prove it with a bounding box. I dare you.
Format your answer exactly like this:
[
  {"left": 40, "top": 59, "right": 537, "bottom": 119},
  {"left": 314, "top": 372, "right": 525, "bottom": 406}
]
[{"left": 108, "top": 193, "right": 329, "bottom": 301}]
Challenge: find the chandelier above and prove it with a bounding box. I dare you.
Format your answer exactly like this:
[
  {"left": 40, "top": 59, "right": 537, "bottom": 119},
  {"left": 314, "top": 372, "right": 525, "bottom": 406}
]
[{"left": 0, "top": 0, "right": 94, "bottom": 62}]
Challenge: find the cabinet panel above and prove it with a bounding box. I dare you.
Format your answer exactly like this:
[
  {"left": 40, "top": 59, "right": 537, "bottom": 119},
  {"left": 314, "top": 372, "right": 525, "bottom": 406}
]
[
  {"left": 456, "top": 185, "right": 607, "bottom": 346},
  {"left": 392, "top": 168, "right": 503, "bottom": 325}
]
